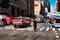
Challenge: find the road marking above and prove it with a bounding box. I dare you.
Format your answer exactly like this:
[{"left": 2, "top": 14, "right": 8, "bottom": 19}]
[
  {"left": 16, "top": 28, "right": 25, "bottom": 31},
  {"left": 20, "top": 29, "right": 25, "bottom": 30},
  {"left": 52, "top": 28, "right": 55, "bottom": 31},
  {"left": 55, "top": 33, "right": 58, "bottom": 35},
  {"left": 28, "top": 27, "right": 34, "bottom": 30},
  {"left": 56, "top": 39, "right": 59, "bottom": 40},
  {"left": 46, "top": 27, "right": 49, "bottom": 31},
  {"left": 50, "top": 26, "right": 52, "bottom": 28},
  {"left": 40, "top": 27, "right": 45, "bottom": 31},
  {"left": 55, "top": 31, "right": 57, "bottom": 32},
  {"left": 56, "top": 35, "right": 59, "bottom": 38},
  {"left": 58, "top": 28, "right": 60, "bottom": 31},
  {"left": 16, "top": 29, "right": 20, "bottom": 30}
]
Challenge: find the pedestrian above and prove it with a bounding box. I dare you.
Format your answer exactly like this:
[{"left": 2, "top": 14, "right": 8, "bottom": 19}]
[
  {"left": 2, "top": 16, "right": 6, "bottom": 30},
  {"left": 2, "top": 17, "right": 6, "bottom": 25},
  {"left": 34, "top": 18, "right": 37, "bottom": 32}
]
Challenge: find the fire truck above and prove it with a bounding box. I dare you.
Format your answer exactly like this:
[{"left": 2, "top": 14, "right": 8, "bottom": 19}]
[{"left": 41, "top": 12, "right": 60, "bottom": 27}]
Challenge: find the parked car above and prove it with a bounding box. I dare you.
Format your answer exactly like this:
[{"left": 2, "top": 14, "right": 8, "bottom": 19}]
[
  {"left": 0, "top": 20, "right": 4, "bottom": 27},
  {"left": 24, "top": 17, "right": 31, "bottom": 26},
  {"left": 6, "top": 16, "right": 14, "bottom": 24},
  {"left": 12, "top": 16, "right": 31, "bottom": 28}
]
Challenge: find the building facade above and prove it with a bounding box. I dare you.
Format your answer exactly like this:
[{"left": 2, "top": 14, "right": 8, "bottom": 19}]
[
  {"left": 56, "top": 0, "right": 58, "bottom": 12},
  {"left": 34, "top": 1, "right": 41, "bottom": 16},
  {"left": 0, "top": 0, "right": 34, "bottom": 17},
  {"left": 9, "top": 0, "right": 34, "bottom": 17},
  {"left": 34, "top": 0, "right": 45, "bottom": 16},
  {"left": 44, "top": 0, "right": 50, "bottom": 12},
  {"left": 26, "top": 0, "right": 34, "bottom": 17},
  {"left": 56, "top": 0, "right": 60, "bottom": 12},
  {"left": 58, "top": 0, "right": 60, "bottom": 12},
  {"left": 40, "top": 1, "right": 45, "bottom": 16},
  {"left": 9, "top": 0, "right": 27, "bottom": 16},
  {"left": 35, "top": 0, "right": 50, "bottom": 16}
]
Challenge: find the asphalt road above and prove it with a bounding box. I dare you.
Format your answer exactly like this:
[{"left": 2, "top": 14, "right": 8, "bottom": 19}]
[{"left": 0, "top": 23, "right": 60, "bottom": 40}]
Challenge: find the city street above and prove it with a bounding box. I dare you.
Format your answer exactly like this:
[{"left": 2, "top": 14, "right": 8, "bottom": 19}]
[
  {"left": 0, "top": 0, "right": 60, "bottom": 40},
  {"left": 0, "top": 23, "right": 60, "bottom": 40}
]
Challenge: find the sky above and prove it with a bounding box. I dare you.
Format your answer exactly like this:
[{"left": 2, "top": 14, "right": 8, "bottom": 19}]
[{"left": 49, "top": 0, "right": 56, "bottom": 12}]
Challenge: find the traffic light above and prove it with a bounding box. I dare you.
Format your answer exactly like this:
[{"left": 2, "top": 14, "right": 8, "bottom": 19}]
[{"left": 1, "top": 0, "right": 10, "bottom": 8}]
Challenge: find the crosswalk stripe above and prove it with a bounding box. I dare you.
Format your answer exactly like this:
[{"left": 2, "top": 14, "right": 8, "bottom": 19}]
[
  {"left": 16, "top": 29, "right": 20, "bottom": 30},
  {"left": 52, "top": 28, "right": 56, "bottom": 31},
  {"left": 39, "top": 27, "right": 60, "bottom": 31},
  {"left": 55, "top": 33, "right": 58, "bottom": 35},
  {"left": 55, "top": 31, "right": 57, "bottom": 32},
  {"left": 46, "top": 27, "right": 50, "bottom": 31},
  {"left": 58, "top": 28, "right": 60, "bottom": 31},
  {"left": 40, "top": 27, "right": 45, "bottom": 31},
  {"left": 20, "top": 29, "right": 25, "bottom": 30},
  {"left": 28, "top": 27, "right": 33, "bottom": 30},
  {"left": 56, "top": 35, "right": 59, "bottom": 38}
]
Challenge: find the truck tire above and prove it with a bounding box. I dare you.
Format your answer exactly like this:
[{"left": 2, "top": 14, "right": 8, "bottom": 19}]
[{"left": 14, "top": 25, "right": 17, "bottom": 28}]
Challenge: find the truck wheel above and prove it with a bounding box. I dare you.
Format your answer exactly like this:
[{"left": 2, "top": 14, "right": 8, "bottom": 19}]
[{"left": 14, "top": 25, "right": 17, "bottom": 28}]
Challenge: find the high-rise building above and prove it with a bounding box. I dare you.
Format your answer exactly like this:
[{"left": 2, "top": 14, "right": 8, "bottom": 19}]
[
  {"left": 58, "top": 0, "right": 60, "bottom": 12},
  {"left": 56, "top": 0, "right": 60, "bottom": 12},
  {"left": 44, "top": 0, "right": 49, "bottom": 7},
  {"left": 26, "top": 0, "right": 34, "bottom": 17},
  {"left": 48, "top": 2, "right": 50, "bottom": 12},
  {"left": 34, "top": 0, "right": 45, "bottom": 16},
  {"left": 34, "top": 0, "right": 50, "bottom": 16},
  {"left": 56, "top": 0, "right": 58, "bottom": 12},
  {"left": 44, "top": 0, "right": 50, "bottom": 12},
  {"left": 7, "top": 0, "right": 34, "bottom": 17},
  {"left": 40, "top": 2, "right": 45, "bottom": 16},
  {"left": 9, "top": 0, "right": 27, "bottom": 16},
  {"left": 0, "top": 0, "right": 34, "bottom": 17},
  {"left": 34, "top": 1, "right": 41, "bottom": 16}
]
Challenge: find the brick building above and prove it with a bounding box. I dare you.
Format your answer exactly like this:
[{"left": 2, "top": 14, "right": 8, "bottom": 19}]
[
  {"left": 26, "top": 0, "right": 34, "bottom": 17},
  {"left": 56, "top": 0, "right": 60, "bottom": 12},
  {"left": 56, "top": 0, "right": 58, "bottom": 12},
  {"left": 9, "top": 0, "right": 27, "bottom": 16},
  {"left": 0, "top": 0, "right": 34, "bottom": 17},
  {"left": 34, "top": 1, "right": 41, "bottom": 16},
  {"left": 9, "top": 0, "right": 34, "bottom": 17}
]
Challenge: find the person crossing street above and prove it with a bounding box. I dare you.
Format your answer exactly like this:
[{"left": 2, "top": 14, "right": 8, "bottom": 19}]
[{"left": 34, "top": 18, "right": 37, "bottom": 32}]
